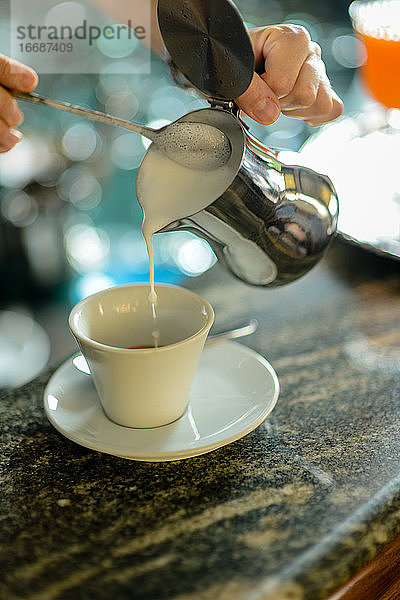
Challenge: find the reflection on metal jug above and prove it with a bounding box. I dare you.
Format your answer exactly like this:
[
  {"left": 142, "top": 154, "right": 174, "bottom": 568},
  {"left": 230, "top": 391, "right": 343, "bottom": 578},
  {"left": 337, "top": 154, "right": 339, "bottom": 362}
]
[{"left": 157, "top": 107, "right": 338, "bottom": 286}]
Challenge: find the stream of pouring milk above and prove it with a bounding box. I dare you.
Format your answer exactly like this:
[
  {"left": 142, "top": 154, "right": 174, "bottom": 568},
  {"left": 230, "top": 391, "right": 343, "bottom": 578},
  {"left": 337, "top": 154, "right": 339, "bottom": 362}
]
[{"left": 137, "top": 137, "right": 234, "bottom": 348}]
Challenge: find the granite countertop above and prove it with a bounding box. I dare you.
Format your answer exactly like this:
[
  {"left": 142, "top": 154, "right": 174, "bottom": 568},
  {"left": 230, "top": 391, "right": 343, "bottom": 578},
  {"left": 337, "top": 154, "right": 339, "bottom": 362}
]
[{"left": 1, "top": 240, "right": 400, "bottom": 600}]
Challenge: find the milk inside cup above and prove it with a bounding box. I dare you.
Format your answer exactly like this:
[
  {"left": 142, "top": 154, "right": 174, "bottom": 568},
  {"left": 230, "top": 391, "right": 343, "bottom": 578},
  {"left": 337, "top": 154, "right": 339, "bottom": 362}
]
[{"left": 69, "top": 284, "right": 214, "bottom": 428}]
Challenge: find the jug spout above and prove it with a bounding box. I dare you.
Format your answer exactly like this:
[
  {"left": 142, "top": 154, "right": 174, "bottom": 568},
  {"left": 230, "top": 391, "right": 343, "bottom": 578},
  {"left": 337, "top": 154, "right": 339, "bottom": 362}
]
[{"left": 161, "top": 133, "right": 339, "bottom": 287}]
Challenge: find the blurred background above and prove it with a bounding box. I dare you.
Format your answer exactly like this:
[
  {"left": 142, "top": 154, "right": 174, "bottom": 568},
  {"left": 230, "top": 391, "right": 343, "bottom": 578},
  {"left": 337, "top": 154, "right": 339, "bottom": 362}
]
[{"left": 0, "top": 0, "right": 387, "bottom": 388}]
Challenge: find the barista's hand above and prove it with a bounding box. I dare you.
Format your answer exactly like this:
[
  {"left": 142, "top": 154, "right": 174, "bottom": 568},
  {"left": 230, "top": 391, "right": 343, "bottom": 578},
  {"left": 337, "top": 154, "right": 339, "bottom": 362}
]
[
  {"left": 236, "top": 25, "right": 343, "bottom": 126},
  {"left": 0, "top": 54, "right": 38, "bottom": 152}
]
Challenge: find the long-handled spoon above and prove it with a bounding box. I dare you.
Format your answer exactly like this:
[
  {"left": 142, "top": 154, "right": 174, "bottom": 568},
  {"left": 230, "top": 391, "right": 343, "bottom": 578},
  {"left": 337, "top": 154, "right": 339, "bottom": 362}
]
[{"left": 15, "top": 91, "right": 232, "bottom": 170}]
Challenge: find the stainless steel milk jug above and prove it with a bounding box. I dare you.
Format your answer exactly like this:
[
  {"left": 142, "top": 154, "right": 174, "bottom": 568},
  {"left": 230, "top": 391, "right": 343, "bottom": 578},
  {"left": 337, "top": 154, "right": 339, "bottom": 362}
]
[{"left": 142, "top": 0, "right": 339, "bottom": 287}]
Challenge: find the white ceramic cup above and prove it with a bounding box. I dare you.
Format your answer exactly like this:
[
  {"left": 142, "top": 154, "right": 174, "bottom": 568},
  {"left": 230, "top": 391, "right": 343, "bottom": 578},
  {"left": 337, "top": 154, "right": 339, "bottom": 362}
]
[{"left": 69, "top": 283, "right": 214, "bottom": 428}]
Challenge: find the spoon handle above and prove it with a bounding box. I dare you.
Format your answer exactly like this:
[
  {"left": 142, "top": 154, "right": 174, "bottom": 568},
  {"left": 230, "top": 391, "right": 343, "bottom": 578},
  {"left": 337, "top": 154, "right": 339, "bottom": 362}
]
[
  {"left": 206, "top": 319, "right": 258, "bottom": 344},
  {"left": 15, "top": 91, "right": 158, "bottom": 142}
]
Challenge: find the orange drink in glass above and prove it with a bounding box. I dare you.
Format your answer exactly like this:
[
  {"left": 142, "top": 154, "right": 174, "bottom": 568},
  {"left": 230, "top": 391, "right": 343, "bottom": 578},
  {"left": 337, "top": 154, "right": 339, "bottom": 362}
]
[{"left": 350, "top": 0, "right": 400, "bottom": 109}]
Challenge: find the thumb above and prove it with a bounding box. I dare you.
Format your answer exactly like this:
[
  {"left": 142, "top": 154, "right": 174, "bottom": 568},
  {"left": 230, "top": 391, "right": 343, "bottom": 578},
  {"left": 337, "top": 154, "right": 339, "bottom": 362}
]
[
  {"left": 0, "top": 54, "right": 38, "bottom": 92},
  {"left": 235, "top": 72, "right": 281, "bottom": 125}
]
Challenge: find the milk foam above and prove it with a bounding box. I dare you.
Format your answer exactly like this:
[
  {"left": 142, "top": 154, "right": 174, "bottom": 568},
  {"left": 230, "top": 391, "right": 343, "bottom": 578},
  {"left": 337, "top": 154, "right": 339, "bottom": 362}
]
[{"left": 138, "top": 124, "right": 236, "bottom": 349}]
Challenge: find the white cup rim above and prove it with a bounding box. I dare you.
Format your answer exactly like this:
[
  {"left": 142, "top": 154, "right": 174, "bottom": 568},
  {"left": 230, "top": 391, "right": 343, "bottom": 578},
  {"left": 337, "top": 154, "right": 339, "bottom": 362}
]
[{"left": 69, "top": 283, "right": 214, "bottom": 354}]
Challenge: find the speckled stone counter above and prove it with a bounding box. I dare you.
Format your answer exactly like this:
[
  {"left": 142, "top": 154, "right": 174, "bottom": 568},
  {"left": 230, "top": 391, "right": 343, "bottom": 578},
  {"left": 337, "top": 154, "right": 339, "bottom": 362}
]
[{"left": 2, "top": 241, "right": 400, "bottom": 600}]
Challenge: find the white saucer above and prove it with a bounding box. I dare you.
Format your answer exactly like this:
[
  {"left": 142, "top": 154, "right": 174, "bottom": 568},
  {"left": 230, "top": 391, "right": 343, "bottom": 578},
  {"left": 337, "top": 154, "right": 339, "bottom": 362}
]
[{"left": 44, "top": 341, "right": 279, "bottom": 462}]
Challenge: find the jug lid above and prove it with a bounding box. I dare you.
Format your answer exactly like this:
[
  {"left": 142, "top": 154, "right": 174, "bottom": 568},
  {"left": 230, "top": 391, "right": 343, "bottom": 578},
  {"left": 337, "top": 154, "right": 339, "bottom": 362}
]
[{"left": 157, "top": 0, "right": 254, "bottom": 102}]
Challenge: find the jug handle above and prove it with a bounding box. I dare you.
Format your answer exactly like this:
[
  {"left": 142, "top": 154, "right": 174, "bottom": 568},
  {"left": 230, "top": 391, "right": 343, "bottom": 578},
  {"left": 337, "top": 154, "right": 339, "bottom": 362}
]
[{"left": 227, "top": 102, "right": 282, "bottom": 164}]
